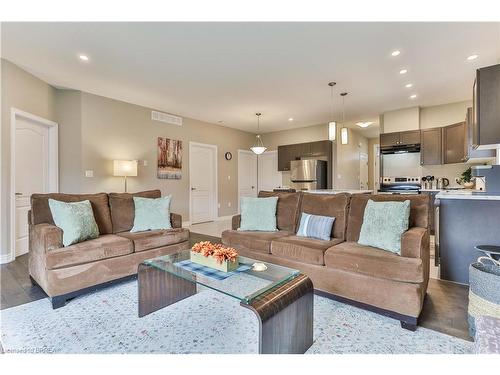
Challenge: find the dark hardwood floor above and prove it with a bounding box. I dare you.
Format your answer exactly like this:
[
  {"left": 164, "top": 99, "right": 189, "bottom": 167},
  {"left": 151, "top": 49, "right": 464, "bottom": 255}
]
[{"left": 1, "top": 232, "right": 471, "bottom": 342}]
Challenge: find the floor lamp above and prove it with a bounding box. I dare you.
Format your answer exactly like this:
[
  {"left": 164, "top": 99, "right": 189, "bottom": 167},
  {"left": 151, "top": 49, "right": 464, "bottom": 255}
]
[{"left": 113, "top": 160, "right": 138, "bottom": 192}]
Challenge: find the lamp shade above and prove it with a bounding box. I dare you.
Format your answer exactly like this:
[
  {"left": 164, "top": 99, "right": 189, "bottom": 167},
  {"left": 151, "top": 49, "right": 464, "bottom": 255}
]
[{"left": 113, "top": 160, "right": 137, "bottom": 177}]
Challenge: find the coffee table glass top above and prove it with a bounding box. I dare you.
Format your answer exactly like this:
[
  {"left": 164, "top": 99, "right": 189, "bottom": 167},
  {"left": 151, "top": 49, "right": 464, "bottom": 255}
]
[{"left": 143, "top": 250, "right": 300, "bottom": 304}]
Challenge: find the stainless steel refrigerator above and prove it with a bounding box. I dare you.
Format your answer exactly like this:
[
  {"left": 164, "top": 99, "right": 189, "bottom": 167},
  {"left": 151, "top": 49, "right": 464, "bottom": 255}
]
[{"left": 290, "top": 159, "right": 327, "bottom": 191}]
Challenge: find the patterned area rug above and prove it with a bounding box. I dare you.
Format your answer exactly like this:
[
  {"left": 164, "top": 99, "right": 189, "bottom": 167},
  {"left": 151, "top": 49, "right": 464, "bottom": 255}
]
[{"left": 0, "top": 280, "right": 472, "bottom": 354}]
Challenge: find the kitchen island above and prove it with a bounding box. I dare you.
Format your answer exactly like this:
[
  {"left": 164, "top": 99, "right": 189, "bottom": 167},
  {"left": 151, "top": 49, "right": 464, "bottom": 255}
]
[{"left": 435, "top": 190, "right": 500, "bottom": 284}]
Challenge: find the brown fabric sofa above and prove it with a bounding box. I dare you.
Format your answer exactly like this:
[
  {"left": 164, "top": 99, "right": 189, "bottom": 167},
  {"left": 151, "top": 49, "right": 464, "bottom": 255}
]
[
  {"left": 28, "top": 190, "right": 189, "bottom": 308},
  {"left": 222, "top": 191, "right": 430, "bottom": 330}
]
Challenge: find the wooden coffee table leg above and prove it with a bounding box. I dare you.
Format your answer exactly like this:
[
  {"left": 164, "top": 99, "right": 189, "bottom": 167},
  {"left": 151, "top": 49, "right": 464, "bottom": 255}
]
[
  {"left": 241, "top": 274, "right": 314, "bottom": 354},
  {"left": 138, "top": 263, "right": 196, "bottom": 317}
]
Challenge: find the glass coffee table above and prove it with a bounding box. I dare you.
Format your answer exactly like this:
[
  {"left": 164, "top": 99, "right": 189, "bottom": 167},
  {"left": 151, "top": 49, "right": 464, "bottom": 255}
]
[{"left": 138, "top": 250, "right": 313, "bottom": 354}]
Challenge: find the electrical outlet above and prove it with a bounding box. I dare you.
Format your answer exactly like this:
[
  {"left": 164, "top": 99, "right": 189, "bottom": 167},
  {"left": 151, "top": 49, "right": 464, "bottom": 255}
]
[
  {"left": 218, "top": 203, "right": 221, "bottom": 209},
  {"left": 228, "top": 202, "right": 231, "bottom": 208},
  {"left": 227, "top": 175, "right": 231, "bottom": 180},
  {"left": 85, "top": 170, "right": 94, "bottom": 178},
  {"left": 337, "top": 174, "right": 342, "bottom": 179},
  {"left": 143, "top": 160, "right": 148, "bottom": 166}
]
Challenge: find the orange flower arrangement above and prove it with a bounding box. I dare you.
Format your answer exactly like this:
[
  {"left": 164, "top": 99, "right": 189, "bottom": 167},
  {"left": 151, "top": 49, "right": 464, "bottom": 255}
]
[{"left": 192, "top": 241, "right": 238, "bottom": 264}]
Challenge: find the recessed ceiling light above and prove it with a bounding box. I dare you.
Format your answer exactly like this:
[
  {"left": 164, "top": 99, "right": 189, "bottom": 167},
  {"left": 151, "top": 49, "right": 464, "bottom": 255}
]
[
  {"left": 288, "top": 118, "right": 294, "bottom": 122},
  {"left": 391, "top": 50, "right": 401, "bottom": 56},
  {"left": 467, "top": 54, "right": 478, "bottom": 61},
  {"left": 399, "top": 69, "right": 408, "bottom": 75},
  {"left": 405, "top": 83, "right": 413, "bottom": 88},
  {"left": 79, "top": 54, "right": 89, "bottom": 61},
  {"left": 409, "top": 94, "right": 417, "bottom": 99},
  {"left": 356, "top": 122, "right": 373, "bottom": 128}
]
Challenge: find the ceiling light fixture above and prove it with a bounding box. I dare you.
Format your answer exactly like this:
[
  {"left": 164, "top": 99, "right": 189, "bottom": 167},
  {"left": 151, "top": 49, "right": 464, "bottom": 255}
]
[
  {"left": 399, "top": 69, "right": 408, "bottom": 75},
  {"left": 409, "top": 94, "right": 417, "bottom": 99},
  {"left": 328, "top": 82, "right": 337, "bottom": 141},
  {"left": 391, "top": 50, "right": 401, "bottom": 56},
  {"left": 340, "top": 92, "right": 349, "bottom": 145},
  {"left": 356, "top": 122, "right": 373, "bottom": 128},
  {"left": 79, "top": 54, "right": 89, "bottom": 61},
  {"left": 288, "top": 117, "right": 294, "bottom": 122},
  {"left": 250, "top": 113, "right": 266, "bottom": 155},
  {"left": 405, "top": 83, "right": 413, "bottom": 88},
  {"left": 467, "top": 54, "right": 478, "bottom": 61}
]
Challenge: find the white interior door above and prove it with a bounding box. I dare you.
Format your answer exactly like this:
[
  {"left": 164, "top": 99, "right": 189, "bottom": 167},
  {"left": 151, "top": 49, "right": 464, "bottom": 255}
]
[
  {"left": 238, "top": 150, "right": 257, "bottom": 212},
  {"left": 359, "top": 152, "right": 369, "bottom": 190},
  {"left": 15, "top": 117, "right": 50, "bottom": 256},
  {"left": 190, "top": 142, "right": 217, "bottom": 224},
  {"left": 258, "top": 151, "right": 281, "bottom": 192}
]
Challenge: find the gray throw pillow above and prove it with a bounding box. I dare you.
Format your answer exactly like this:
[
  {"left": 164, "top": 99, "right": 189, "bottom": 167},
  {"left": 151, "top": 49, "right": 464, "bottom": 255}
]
[{"left": 358, "top": 199, "right": 411, "bottom": 255}]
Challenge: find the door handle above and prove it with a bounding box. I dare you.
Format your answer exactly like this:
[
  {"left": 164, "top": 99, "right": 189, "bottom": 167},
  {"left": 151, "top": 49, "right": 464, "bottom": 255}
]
[
  {"left": 191, "top": 187, "right": 196, "bottom": 191},
  {"left": 251, "top": 186, "right": 255, "bottom": 189}
]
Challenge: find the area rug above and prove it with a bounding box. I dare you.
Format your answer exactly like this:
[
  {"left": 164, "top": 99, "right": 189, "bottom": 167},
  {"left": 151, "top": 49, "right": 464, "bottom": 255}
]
[{"left": 0, "top": 280, "right": 472, "bottom": 354}]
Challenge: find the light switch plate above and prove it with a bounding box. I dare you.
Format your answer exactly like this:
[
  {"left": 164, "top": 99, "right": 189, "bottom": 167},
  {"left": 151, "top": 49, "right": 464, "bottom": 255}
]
[
  {"left": 143, "top": 160, "right": 148, "bottom": 166},
  {"left": 85, "top": 170, "right": 94, "bottom": 178}
]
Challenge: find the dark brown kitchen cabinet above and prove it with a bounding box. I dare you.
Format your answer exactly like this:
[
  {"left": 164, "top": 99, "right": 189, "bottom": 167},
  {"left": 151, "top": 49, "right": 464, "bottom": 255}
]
[
  {"left": 277, "top": 141, "right": 332, "bottom": 172},
  {"left": 400, "top": 130, "right": 421, "bottom": 145},
  {"left": 473, "top": 64, "right": 500, "bottom": 148},
  {"left": 380, "top": 130, "right": 421, "bottom": 148},
  {"left": 443, "top": 122, "right": 466, "bottom": 164},
  {"left": 421, "top": 191, "right": 438, "bottom": 235},
  {"left": 464, "top": 107, "right": 495, "bottom": 161},
  {"left": 380, "top": 132, "right": 401, "bottom": 147},
  {"left": 278, "top": 145, "right": 292, "bottom": 171},
  {"left": 420, "top": 128, "right": 442, "bottom": 165}
]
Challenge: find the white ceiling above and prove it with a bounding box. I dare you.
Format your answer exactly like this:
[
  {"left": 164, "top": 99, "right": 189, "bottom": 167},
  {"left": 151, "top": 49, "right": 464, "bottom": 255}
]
[{"left": 2, "top": 22, "right": 500, "bottom": 137}]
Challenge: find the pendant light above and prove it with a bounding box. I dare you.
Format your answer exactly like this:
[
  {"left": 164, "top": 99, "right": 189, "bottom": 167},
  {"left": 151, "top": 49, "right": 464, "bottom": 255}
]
[
  {"left": 250, "top": 112, "right": 267, "bottom": 155},
  {"left": 340, "top": 92, "right": 349, "bottom": 145},
  {"left": 328, "top": 82, "right": 337, "bottom": 141}
]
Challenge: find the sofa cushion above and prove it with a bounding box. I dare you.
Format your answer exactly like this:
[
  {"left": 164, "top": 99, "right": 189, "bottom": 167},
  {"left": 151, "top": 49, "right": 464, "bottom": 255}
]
[
  {"left": 108, "top": 190, "right": 161, "bottom": 233},
  {"left": 299, "top": 193, "right": 350, "bottom": 240},
  {"left": 45, "top": 234, "right": 133, "bottom": 270},
  {"left": 324, "top": 241, "right": 424, "bottom": 283},
  {"left": 31, "top": 192, "right": 113, "bottom": 235},
  {"left": 221, "top": 230, "right": 293, "bottom": 254},
  {"left": 258, "top": 191, "right": 302, "bottom": 232},
  {"left": 117, "top": 228, "right": 189, "bottom": 252},
  {"left": 131, "top": 196, "right": 172, "bottom": 232},
  {"left": 271, "top": 235, "right": 343, "bottom": 265},
  {"left": 346, "top": 194, "right": 429, "bottom": 242},
  {"left": 239, "top": 197, "right": 278, "bottom": 231}
]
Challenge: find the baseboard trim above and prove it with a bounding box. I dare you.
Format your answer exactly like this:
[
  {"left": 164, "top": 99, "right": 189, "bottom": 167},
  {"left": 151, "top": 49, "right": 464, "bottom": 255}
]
[
  {"left": 215, "top": 215, "right": 232, "bottom": 221},
  {"left": 0, "top": 252, "right": 14, "bottom": 264}
]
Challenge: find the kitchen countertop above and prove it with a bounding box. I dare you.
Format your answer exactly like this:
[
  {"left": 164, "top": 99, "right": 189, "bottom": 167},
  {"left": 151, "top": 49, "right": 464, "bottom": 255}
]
[
  {"left": 435, "top": 190, "right": 500, "bottom": 200},
  {"left": 420, "top": 187, "right": 464, "bottom": 192},
  {"left": 307, "top": 189, "right": 373, "bottom": 194}
]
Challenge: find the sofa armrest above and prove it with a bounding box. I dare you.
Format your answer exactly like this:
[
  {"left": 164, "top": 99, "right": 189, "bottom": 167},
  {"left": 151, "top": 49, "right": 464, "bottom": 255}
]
[
  {"left": 401, "top": 227, "right": 429, "bottom": 259},
  {"left": 170, "top": 213, "right": 182, "bottom": 228},
  {"left": 30, "top": 223, "right": 63, "bottom": 253},
  {"left": 232, "top": 215, "right": 241, "bottom": 230}
]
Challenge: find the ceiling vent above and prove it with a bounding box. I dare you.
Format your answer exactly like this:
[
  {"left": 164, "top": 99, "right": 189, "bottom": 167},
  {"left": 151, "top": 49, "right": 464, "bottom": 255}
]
[{"left": 151, "top": 111, "right": 183, "bottom": 126}]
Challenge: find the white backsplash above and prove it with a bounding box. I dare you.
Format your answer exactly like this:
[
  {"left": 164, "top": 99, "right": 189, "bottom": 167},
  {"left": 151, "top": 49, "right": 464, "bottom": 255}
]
[{"left": 382, "top": 153, "right": 474, "bottom": 188}]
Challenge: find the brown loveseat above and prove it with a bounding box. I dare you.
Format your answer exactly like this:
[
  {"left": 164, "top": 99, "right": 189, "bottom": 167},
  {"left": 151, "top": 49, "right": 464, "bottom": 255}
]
[
  {"left": 222, "top": 191, "right": 430, "bottom": 330},
  {"left": 28, "top": 190, "right": 190, "bottom": 308}
]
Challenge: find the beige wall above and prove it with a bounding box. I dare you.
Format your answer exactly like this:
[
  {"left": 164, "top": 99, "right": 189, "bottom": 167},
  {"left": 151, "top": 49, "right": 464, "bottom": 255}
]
[
  {"left": 1, "top": 59, "right": 57, "bottom": 259},
  {"left": 419, "top": 100, "right": 471, "bottom": 129},
  {"left": 62, "top": 91, "right": 255, "bottom": 221},
  {"left": 381, "top": 107, "right": 419, "bottom": 133}
]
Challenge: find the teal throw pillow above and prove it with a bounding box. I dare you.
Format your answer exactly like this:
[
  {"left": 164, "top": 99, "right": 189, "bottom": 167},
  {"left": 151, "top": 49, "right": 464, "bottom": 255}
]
[
  {"left": 48, "top": 199, "right": 100, "bottom": 247},
  {"left": 358, "top": 199, "right": 411, "bottom": 255},
  {"left": 131, "top": 195, "right": 172, "bottom": 232},
  {"left": 239, "top": 197, "right": 278, "bottom": 231}
]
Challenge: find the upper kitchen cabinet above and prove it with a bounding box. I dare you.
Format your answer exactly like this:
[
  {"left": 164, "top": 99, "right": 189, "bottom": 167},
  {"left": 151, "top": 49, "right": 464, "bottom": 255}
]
[
  {"left": 277, "top": 140, "right": 332, "bottom": 172},
  {"left": 464, "top": 107, "right": 495, "bottom": 162},
  {"left": 278, "top": 145, "right": 293, "bottom": 171},
  {"left": 443, "top": 122, "right": 466, "bottom": 164},
  {"left": 420, "top": 128, "right": 442, "bottom": 165},
  {"left": 380, "top": 130, "right": 420, "bottom": 148},
  {"left": 473, "top": 64, "right": 500, "bottom": 148},
  {"left": 380, "top": 132, "right": 401, "bottom": 148}
]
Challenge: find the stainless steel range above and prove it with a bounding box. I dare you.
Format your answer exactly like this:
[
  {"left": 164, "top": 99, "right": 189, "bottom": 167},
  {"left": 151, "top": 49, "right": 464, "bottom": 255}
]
[{"left": 378, "top": 176, "right": 421, "bottom": 194}]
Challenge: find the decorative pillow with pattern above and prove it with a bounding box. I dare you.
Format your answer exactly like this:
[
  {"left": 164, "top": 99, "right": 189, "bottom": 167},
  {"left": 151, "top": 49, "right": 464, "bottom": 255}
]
[
  {"left": 131, "top": 195, "right": 172, "bottom": 232},
  {"left": 48, "top": 199, "right": 100, "bottom": 247},
  {"left": 296, "top": 212, "right": 335, "bottom": 241},
  {"left": 358, "top": 199, "right": 411, "bottom": 255}
]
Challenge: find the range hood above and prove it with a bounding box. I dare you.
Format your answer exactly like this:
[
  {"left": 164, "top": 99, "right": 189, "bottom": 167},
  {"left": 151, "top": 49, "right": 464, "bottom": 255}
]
[{"left": 380, "top": 143, "right": 421, "bottom": 155}]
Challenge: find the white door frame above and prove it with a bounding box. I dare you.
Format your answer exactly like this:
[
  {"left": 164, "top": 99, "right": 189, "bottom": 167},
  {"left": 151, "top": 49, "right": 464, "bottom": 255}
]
[
  {"left": 9, "top": 108, "right": 58, "bottom": 263},
  {"left": 237, "top": 149, "right": 258, "bottom": 212},
  {"left": 373, "top": 143, "right": 380, "bottom": 192},
  {"left": 189, "top": 141, "right": 218, "bottom": 225}
]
